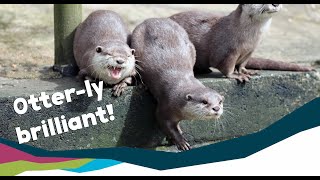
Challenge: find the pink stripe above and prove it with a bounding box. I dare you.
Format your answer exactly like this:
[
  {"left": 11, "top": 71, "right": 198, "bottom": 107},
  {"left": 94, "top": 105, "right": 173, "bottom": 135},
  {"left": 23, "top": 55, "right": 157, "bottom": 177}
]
[{"left": 0, "top": 144, "right": 77, "bottom": 164}]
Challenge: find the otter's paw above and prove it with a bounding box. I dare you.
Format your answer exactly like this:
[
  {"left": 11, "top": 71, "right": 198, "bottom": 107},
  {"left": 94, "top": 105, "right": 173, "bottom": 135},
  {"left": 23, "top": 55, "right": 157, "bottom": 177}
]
[
  {"left": 176, "top": 139, "right": 191, "bottom": 151},
  {"left": 237, "top": 74, "right": 251, "bottom": 83},
  {"left": 112, "top": 82, "right": 128, "bottom": 97},
  {"left": 241, "top": 68, "right": 259, "bottom": 76},
  {"left": 227, "top": 73, "right": 251, "bottom": 83}
]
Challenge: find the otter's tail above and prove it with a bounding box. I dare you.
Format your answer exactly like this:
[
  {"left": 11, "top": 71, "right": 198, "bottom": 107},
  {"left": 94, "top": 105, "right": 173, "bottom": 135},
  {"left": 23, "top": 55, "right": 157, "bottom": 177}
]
[{"left": 246, "top": 58, "right": 314, "bottom": 72}]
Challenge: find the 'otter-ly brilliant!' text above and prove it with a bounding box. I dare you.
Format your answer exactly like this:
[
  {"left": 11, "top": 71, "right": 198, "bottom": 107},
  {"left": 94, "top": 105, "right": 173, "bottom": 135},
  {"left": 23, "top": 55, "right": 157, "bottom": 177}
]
[{"left": 13, "top": 80, "right": 115, "bottom": 144}]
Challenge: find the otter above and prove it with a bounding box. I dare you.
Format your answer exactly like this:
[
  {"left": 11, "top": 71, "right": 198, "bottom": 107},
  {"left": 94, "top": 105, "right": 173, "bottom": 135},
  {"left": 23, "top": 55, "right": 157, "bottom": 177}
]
[
  {"left": 73, "top": 10, "right": 136, "bottom": 96},
  {"left": 131, "top": 18, "right": 224, "bottom": 151},
  {"left": 170, "top": 4, "right": 313, "bottom": 82}
]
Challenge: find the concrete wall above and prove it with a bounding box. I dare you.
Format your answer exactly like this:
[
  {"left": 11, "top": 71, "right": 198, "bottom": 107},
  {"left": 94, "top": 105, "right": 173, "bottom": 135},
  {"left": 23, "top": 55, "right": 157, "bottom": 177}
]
[{"left": 0, "top": 70, "right": 319, "bottom": 151}]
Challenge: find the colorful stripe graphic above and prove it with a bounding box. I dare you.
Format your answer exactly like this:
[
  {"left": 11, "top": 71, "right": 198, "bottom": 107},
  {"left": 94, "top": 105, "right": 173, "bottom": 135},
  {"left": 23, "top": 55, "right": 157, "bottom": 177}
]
[
  {"left": 0, "top": 159, "right": 92, "bottom": 176},
  {"left": 0, "top": 97, "right": 319, "bottom": 175},
  {"left": 0, "top": 143, "right": 93, "bottom": 176},
  {"left": 64, "top": 159, "right": 121, "bottom": 173},
  {"left": 0, "top": 144, "right": 122, "bottom": 176},
  {"left": 0, "top": 144, "right": 76, "bottom": 164}
]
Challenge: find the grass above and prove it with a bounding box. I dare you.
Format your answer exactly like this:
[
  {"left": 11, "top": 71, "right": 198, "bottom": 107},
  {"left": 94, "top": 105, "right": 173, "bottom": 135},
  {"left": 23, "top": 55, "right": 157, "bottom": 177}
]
[
  {"left": 0, "top": 4, "right": 236, "bottom": 79},
  {"left": 0, "top": 4, "right": 319, "bottom": 79}
]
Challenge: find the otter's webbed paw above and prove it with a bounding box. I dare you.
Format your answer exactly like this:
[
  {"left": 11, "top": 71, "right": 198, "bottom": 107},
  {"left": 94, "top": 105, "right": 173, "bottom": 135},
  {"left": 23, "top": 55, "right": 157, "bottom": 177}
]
[
  {"left": 112, "top": 81, "right": 128, "bottom": 97},
  {"left": 176, "top": 138, "right": 191, "bottom": 151},
  {"left": 227, "top": 73, "right": 251, "bottom": 83},
  {"left": 112, "top": 77, "right": 133, "bottom": 97},
  {"left": 167, "top": 129, "right": 191, "bottom": 151}
]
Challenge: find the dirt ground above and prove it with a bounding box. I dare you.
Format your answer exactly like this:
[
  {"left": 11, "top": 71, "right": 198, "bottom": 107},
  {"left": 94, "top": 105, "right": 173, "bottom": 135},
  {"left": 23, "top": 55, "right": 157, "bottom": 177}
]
[{"left": 0, "top": 4, "right": 319, "bottom": 79}]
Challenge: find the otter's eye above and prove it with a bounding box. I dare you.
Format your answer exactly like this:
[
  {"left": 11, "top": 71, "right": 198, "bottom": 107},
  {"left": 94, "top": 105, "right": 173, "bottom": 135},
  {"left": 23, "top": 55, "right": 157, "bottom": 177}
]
[
  {"left": 219, "top": 100, "right": 223, "bottom": 105},
  {"left": 131, "top": 49, "right": 135, "bottom": 55},
  {"left": 202, "top": 100, "right": 208, "bottom": 105},
  {"left": 96, "top": 47, "right": 102, "bottom": 53}
]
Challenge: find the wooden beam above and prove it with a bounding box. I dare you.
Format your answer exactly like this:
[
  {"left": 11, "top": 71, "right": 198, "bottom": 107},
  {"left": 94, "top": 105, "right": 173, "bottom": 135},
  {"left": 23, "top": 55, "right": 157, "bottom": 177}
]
[{"left": 54, "top": 4, "right": 82, "bottom": 76}]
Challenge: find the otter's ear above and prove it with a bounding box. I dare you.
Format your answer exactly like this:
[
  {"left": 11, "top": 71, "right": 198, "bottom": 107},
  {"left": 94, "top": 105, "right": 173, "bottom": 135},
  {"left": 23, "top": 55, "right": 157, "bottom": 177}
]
[
  {"left": 131, "top": 49, "right": 135, "bottom": 55},
  {"left": 96, "top": 46, "right": 102, "bottom": 53},
  {"left": 186, "top": 94, "right": 193, "bottom": 101}
]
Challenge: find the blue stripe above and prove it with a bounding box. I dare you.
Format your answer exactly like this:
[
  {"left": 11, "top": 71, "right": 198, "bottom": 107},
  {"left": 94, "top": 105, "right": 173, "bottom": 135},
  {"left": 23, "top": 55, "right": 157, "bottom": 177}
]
[{"left": 63, "top": 159, "right": 121, "bottom": 173}]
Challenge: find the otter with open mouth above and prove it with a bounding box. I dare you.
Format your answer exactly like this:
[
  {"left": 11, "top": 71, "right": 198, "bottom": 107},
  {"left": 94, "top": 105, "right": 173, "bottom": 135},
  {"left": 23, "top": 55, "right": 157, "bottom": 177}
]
[{"left": 74, "top": 10, "right": 136, "bottom": 96}]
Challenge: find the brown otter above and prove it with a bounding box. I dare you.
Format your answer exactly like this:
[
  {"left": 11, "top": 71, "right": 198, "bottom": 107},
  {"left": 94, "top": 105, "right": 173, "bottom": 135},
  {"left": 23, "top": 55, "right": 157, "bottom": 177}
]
[
  {"left": 170, "top": 4, "right": 314, "bottom": 82},
  {"left": 73, "top": 10, "right": 136, "bottom": 96},
  {"left": 131, "top": 18, "right": 224, "bottom": 151}
]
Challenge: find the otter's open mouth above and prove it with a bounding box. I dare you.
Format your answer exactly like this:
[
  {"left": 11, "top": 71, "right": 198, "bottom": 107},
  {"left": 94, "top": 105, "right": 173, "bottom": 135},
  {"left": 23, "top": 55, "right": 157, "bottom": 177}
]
[{"left": 108, "top": 66, "right": 123, "bottom": 79}]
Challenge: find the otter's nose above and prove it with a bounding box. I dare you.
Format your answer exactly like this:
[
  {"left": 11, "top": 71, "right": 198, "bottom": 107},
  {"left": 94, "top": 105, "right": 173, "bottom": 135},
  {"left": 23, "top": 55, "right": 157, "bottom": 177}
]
[
  {"left": 272, "top": 4, "right": 279, "bottom": 7},
  {"left": 116, "top": 59, "right": 125, "bottom": 65},
  {"left": 212, "top": 106, "right": 220, "bottom": 112}
]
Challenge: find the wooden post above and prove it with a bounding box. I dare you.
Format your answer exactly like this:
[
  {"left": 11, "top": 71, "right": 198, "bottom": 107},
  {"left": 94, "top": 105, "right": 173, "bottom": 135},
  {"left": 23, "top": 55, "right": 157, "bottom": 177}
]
[{"left": 54, "top": 4, "right": 82, "bottom": 76}]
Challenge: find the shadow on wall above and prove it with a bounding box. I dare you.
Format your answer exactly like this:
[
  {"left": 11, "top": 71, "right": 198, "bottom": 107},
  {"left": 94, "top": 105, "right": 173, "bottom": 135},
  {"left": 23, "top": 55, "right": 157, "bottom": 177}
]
[{"left": 116, "top": 86, "right": 165, "bottom": 149}]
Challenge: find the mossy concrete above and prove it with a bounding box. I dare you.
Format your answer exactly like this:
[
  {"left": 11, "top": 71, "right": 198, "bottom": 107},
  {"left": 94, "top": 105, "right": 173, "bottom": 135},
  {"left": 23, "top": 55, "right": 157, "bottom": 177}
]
[{"left": 0, "top": 69, "right": 319, "bottom": 151}]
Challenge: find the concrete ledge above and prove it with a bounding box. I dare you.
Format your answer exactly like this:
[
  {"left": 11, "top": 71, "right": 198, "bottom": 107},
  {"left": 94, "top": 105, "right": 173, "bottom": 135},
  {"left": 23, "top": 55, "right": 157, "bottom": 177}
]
[{"left": 0, "top": 69, "right": 319, "bottom": 151}]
